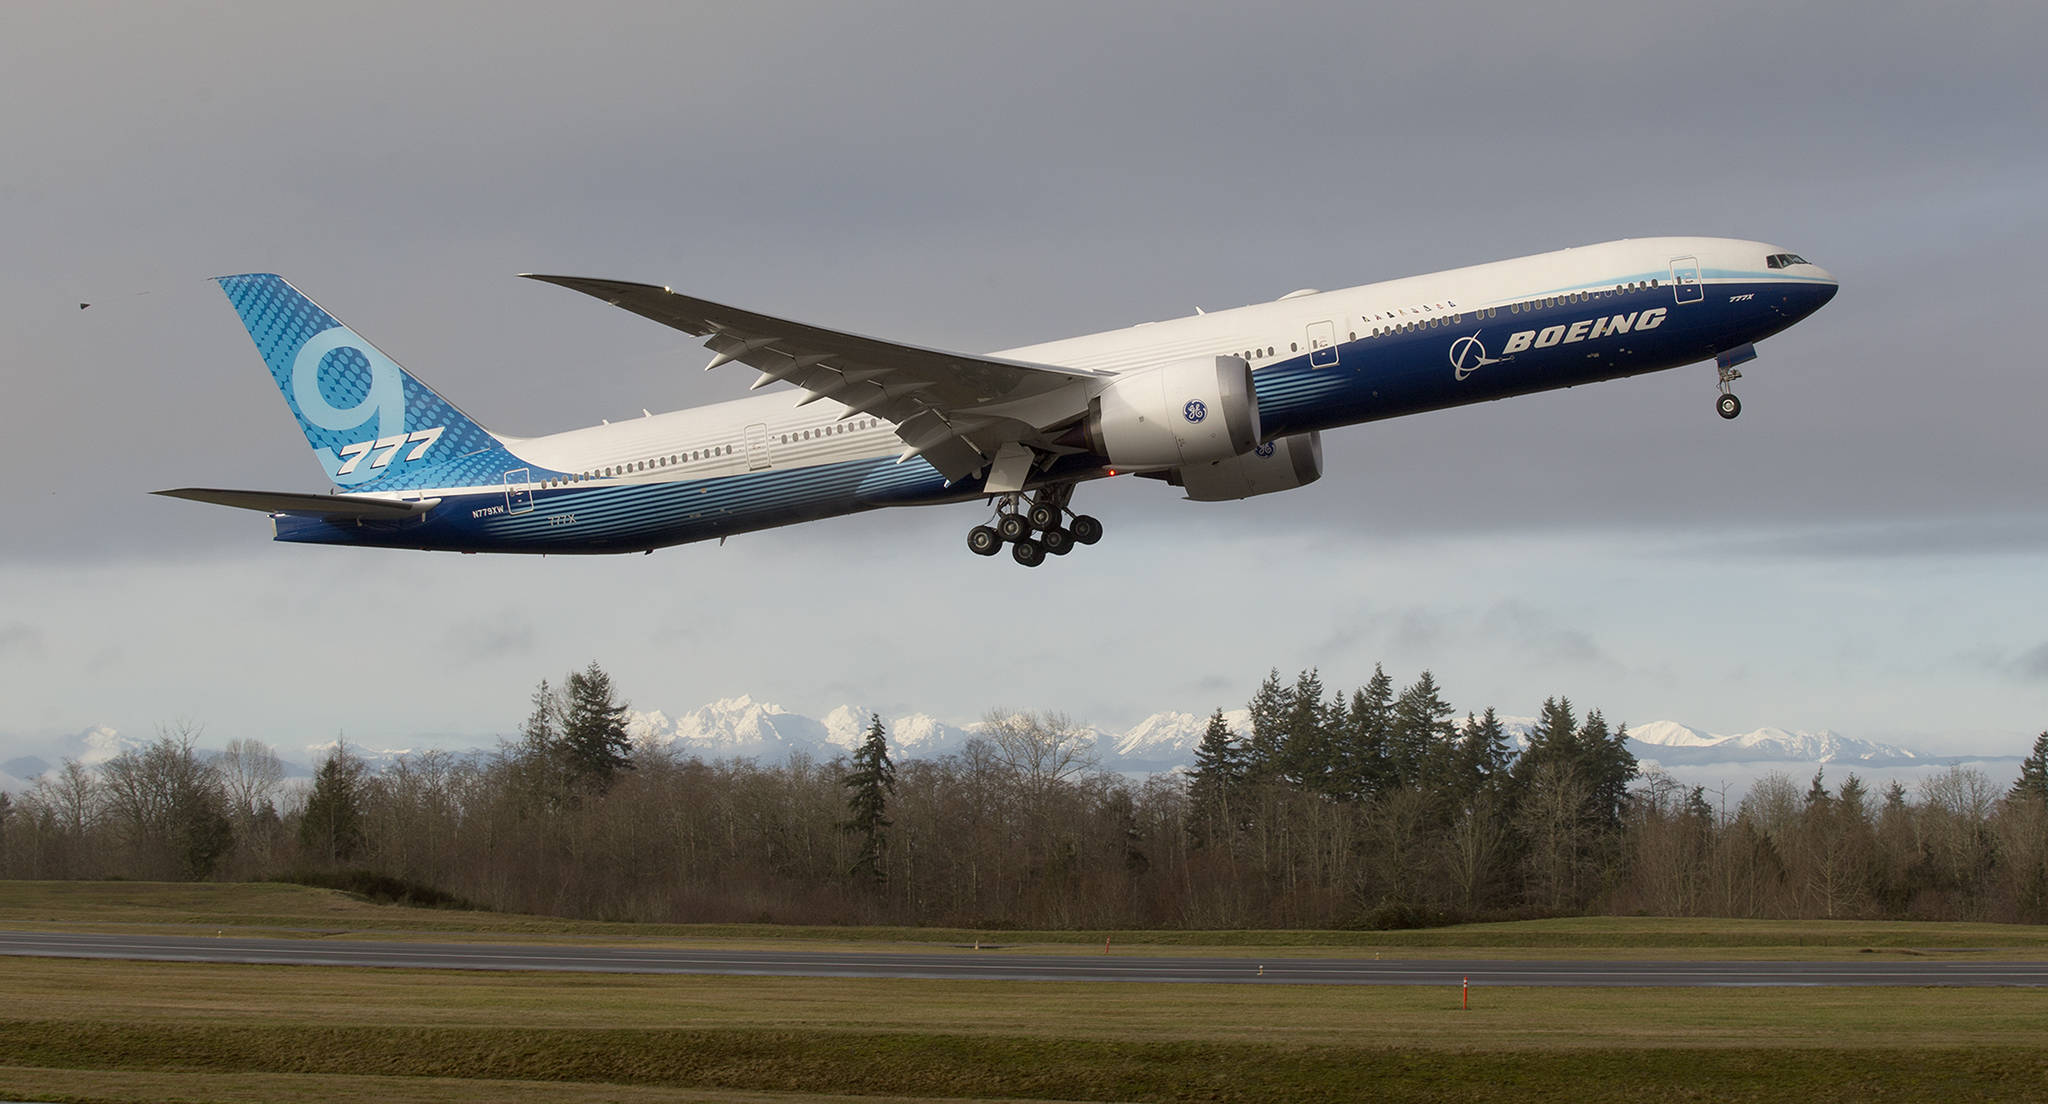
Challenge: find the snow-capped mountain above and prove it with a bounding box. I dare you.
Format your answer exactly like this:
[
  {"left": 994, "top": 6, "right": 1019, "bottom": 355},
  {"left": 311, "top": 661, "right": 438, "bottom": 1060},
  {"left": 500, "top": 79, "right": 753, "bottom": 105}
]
[
  {"left": 622, "top": 700, "right": 1942, "bottom": 777},
  {"left": 69, "top": 724, "right": 146, "bottom": 767},
  {"left": 0, "top": 704, "right": 2002, "bottom": 799},
  {"left": 1112, "top": 709, "right": 1253, "bottom": 772},
  {"left": 817, "top": 706, "right": 977, "bottom": 758},
  {"left": 626, "top": 696, "right": 982, "bottom": 763},
  {"left": 1624, "top": 722, "right": 1921, "bottom": 767},
  {"left": 626, "top": 695, "right": 831, "bottom": 761}
]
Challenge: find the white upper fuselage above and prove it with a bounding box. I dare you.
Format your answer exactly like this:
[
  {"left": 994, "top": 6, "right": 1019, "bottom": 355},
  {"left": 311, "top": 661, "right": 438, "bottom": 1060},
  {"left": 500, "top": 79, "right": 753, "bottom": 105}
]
[{"left": 487, "top": 236, "right": 1829, "bottom": 498}]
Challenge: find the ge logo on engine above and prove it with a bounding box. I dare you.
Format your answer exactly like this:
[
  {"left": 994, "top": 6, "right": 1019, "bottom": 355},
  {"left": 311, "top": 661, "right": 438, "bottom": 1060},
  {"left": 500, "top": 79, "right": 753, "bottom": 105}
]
[
  {"left": 1183, "top": 400, "right": 1208, "bottom": 424},
  {"left": 1255, "top": 442, "right": 1276, "bottom": 457}
]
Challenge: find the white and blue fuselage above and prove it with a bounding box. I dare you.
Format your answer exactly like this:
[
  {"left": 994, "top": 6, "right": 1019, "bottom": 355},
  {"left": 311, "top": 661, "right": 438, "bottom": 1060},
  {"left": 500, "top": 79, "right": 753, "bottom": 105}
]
[{"left": 167, "top": 237, "right": 1836, "bottom": 559}]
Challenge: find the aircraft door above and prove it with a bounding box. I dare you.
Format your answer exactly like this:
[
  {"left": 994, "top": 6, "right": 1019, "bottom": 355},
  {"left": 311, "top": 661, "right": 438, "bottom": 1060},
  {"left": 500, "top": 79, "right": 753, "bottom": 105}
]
[
  {"left": 1670, "top": 257, "right": 1704, "bottom": 304},
  {"left": 504, "top": 468, "right": 534, "bottom": 515},
  {"left": 743, "top": 423, "right": 772, "bottom": 471},
  {"left": 1307, "top": 320, "right": 1339, "bottom": 368}
]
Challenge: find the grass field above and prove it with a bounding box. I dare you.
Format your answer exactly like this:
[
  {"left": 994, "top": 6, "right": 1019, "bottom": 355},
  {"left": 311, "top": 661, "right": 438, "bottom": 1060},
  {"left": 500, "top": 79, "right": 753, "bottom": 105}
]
[
  {"left": 6, "top": 880, "right": 2048, "bottom": 958},
  {"left": 2, "top": 882, "right": 2046, "bottom": 1102}
]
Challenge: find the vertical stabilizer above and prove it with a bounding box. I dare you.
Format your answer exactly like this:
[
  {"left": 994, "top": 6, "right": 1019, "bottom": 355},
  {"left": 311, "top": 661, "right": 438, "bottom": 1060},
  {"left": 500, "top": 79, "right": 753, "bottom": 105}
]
[{"left": 216, "top": 274, "right": 529, "bottom": 491}]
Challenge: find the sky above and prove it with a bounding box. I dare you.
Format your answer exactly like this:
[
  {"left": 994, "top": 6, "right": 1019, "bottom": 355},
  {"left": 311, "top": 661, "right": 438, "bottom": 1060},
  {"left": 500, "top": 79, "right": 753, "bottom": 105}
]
[{"left": 3, "top": 0, "right": 2045, "bottom": 769}]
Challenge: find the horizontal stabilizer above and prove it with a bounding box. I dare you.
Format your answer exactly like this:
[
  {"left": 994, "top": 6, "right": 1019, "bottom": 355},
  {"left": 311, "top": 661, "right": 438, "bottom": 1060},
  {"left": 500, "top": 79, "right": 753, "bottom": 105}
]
[{"left": 153, "top": 488, "right": 437, "bottom": 519}]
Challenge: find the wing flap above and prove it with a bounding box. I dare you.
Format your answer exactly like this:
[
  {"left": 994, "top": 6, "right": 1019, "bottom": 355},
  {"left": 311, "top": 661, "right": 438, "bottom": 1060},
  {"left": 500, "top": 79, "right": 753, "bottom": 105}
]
[{"left": 154, "top": 488, "right": 437, "bottom": 519}]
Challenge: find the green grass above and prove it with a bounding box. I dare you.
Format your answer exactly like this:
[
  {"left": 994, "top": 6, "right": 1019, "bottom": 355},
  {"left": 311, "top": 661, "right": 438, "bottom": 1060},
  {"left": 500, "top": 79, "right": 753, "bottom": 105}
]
[
  {"left": 4, "top": 880, "right": 2047, "bottom": 959},
  {"left": 0, "top": 958, "right": 2045, "bottom": 1103},
  {"left": 4, "top": 883, "right": 2048, "bottom": 1103}
]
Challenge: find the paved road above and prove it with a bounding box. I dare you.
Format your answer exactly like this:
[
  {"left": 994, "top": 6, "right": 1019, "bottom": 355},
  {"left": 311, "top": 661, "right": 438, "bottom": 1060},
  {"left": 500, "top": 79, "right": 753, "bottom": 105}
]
[{"left": 4, "top": 930, "right": 2043, "bottom": 986}]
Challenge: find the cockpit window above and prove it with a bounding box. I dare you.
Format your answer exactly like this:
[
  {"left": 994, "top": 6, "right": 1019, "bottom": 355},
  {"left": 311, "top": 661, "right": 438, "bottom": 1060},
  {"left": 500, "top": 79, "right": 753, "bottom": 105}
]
[{"left": 1766, "top": 253, "right": 1809, "bottom": 269}]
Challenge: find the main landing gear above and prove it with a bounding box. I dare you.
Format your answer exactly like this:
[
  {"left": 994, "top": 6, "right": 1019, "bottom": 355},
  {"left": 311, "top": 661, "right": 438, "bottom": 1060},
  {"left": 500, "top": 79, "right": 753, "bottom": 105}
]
[{"left": 966, "top": 484, "right": 1103, "bottom": 567}]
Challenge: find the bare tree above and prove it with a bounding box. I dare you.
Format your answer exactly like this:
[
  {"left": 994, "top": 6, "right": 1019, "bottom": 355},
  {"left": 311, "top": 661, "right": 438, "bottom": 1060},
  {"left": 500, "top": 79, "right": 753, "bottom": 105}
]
[
  {"left": 980, "top": 710, "right": 1099, "bottom": 796},
  {"left": 1916, "top": 767, "right": 1997, "bottom": 916},
  {"left": 40, "top": 759, "right": 102, "bottom": 840},
  {"left": 1517, "top": 759, "right": 1590, "bottom": 912},
  {"left": 1992, "top": 795, "right": 2048, "bottom": 922},
  {"left": 98, "top": 726, "right": 233, "bottom": 880},
  {"left": 214, "top": 738, "right": 284, "bottom": 822}
]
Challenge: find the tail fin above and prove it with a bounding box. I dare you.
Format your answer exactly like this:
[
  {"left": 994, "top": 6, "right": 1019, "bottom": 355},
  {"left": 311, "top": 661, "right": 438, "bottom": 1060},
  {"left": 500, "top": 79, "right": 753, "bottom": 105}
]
[{"left": 216, "top": 274, "right": 524, "bottom": 491}]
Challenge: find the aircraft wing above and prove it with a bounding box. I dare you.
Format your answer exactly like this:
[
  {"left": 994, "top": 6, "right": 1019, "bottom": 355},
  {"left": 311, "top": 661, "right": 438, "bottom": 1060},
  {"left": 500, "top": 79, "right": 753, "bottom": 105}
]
[
  {"left": 153, "top": 488, "right": 437, "bottom": 519},
  {"left": 523, "top": 274, "right": 1109, "bottom": 483}
]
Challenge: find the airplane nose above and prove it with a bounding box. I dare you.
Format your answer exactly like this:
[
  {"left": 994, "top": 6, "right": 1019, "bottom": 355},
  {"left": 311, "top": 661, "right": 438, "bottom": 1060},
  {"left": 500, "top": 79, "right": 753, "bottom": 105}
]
[
  {"left": 1810, "top": 266, "right": 1839, "bottom": 306},
  {"left": 1779, "top": 266, "right": 1838, "bottom": 319}
]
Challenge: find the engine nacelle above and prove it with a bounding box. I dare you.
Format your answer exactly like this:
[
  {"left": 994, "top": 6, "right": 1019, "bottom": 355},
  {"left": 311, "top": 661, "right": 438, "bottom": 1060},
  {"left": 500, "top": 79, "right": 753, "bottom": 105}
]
[
  {"left": 1170, "top": 430, "right": 1323, "bottom": 501},
  {"left": 1084, "top": 355, "right": 1259, "bottom": 467}
]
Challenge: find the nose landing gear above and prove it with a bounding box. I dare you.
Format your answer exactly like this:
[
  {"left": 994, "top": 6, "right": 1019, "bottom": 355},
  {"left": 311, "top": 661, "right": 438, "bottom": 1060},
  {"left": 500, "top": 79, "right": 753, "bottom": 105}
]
[
  {"left": 967, "top": 485, "right": 1102, "bottom": 566},
  {"left": 1714, "top": 345, "right": 1755, "bottom": 420}
]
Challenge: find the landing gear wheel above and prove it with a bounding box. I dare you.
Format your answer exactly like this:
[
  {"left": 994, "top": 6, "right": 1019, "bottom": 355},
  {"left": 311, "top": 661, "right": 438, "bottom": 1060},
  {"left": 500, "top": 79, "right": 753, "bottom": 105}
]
[
  {"left": 1011, "top": 538, "right": 1046, "bottom": 567},
  {"left": 1069, "top": 515, "right": 1103, "bottom": 545},
  {"left": 1040, "top": 527, "right": 1073, "bottom": 556},
  {"left": 967, "top": 525, "right": 1002, "bottom": 556},
  {"left": 1717, "top": 393, "right": 1742, "bottom": 420},
  {"left": 1028, "top": 503, "right": 1060, "bottom": 530},
  {"left": 996, "top": 512, "right": 1031, "bottom": 542}
]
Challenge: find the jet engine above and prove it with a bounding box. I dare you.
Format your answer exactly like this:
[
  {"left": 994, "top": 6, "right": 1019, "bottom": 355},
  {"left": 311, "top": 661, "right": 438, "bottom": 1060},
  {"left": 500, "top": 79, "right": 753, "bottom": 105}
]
[
  {"left": 1081, "top": 355, "right": 1259, "bottom": 467},
  {"left": 1170, "top": 430, "right": 1323, "bottom": 501}
]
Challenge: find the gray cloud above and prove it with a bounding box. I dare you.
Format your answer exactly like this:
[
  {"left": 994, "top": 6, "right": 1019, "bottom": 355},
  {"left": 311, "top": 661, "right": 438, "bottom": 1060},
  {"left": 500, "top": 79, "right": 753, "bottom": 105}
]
[
  {"left": 2017, "top": 644, "right": 2048, "bottom": 682},
  {"left": 1478, "top": 602, "right": 1615, "bottom": 672},
  {"left": 0, "top": 623, "right": 43, "bottom": 662},
  {"left": 1700, "top": 517, "right": 2048, "bottom": 560},
  {"left": 445, "top": 615, "right": 536, "bottom": 666}
]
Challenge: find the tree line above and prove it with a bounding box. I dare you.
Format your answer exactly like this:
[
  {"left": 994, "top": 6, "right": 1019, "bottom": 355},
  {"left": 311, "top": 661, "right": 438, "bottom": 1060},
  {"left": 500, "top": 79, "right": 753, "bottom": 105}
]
[{"left": 4, "top": 663, "right": 2046, "bottom": 929}]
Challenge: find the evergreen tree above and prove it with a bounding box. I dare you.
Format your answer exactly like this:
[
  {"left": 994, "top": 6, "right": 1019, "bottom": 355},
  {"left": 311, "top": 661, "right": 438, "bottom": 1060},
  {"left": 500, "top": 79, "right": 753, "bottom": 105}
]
[
  {"left": 1335, "top": 666, "right": 1395, "bottom": 799},
  {"left": 1242, "top": 669, "right": 1293, "bottom": 781},
  {"left": 1838, "top": 773, "right": 1870, "bottom": 820},
  {"left": 299, "top": 741, "right": 366, "bottom": 865},
  {"left": 513, "top": 677, "right": 570, "bottom": 806},
  {"left": 521, "top": 679, "right": 557, "bottom": 747},
  {"left": 559, "top": 662, "right": 634, "bottom": 792},
  {"left": 1188, "top": 709, "right": 1246, "bottom": 842},
  {"left": 1576, "top": 711, "right": 1637, "bottom": 831},
  {"left": 1278, "top": 668, "right": 1334, "bottom": 790},
  {"left": 1514, "top": 696, "right": 1579, "bottom": 787},
  {"left": 2012, "top": 732, "right": 2048, "bottom": 805},
  {"left": 1391, "top": 670, "right": 1457, "bottom": 791},
  {"left": 1189, "top": 710, "right": 1246, "bottom": 793},
  {"left": 1456, "top": 707, "right": 1512, "bottom": 798},
  {"left": 842, "top": 713, "right": 895, "bottom": 882}
]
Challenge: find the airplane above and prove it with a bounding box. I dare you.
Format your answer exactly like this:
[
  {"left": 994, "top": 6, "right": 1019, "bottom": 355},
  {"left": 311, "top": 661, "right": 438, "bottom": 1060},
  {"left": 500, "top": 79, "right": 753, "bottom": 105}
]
[{"left": 158, "top": 237, "right": 1837, "bottom": 566}]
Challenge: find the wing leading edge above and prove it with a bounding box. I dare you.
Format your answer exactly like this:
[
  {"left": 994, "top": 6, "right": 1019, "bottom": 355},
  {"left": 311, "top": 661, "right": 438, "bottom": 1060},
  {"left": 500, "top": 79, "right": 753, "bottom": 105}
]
[{"left": 522, "top": 274, "right": 1107, "bottom": 483}]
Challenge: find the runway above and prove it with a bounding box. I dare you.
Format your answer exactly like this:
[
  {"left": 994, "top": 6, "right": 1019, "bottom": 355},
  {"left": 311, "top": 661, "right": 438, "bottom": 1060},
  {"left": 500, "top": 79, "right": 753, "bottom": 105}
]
[{"left": 3, "top": 930, "right": 2043, "bottom": 986}]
